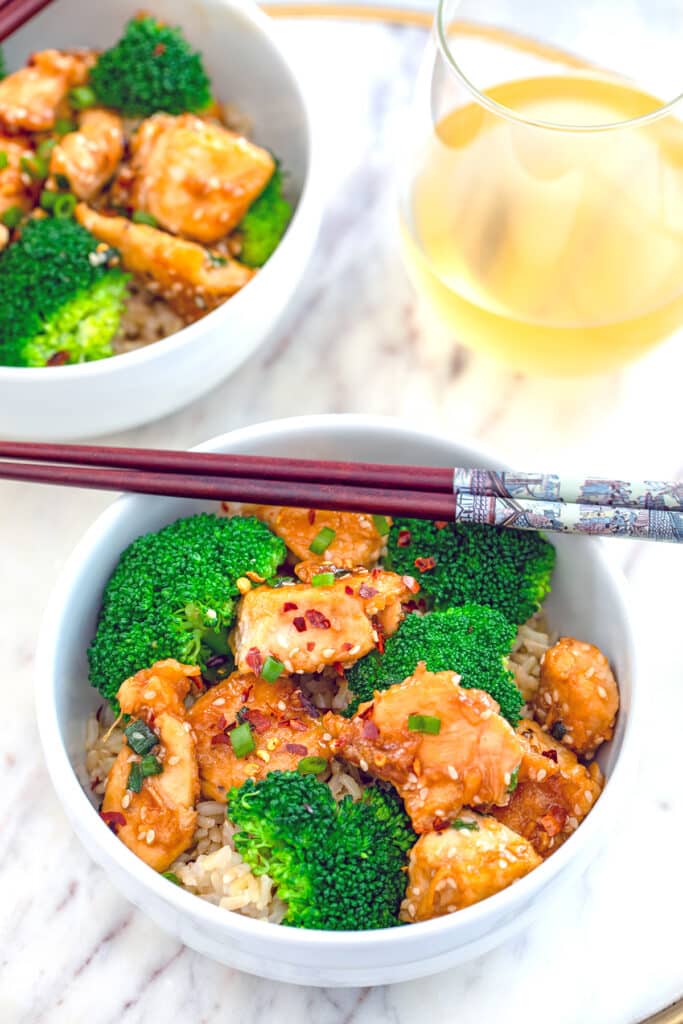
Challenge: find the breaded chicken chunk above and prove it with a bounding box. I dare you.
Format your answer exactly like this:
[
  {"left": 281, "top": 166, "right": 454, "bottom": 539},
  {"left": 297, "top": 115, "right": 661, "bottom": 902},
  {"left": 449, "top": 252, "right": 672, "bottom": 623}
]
[
  {"left": 533, "top": 637, "right": 619, "bottom": 757},
  {"left": 101, "top": 660, "right": 200, "bottom": 872},
  {"left": 50, "top": 108, "right": 124, "bottom": 200},
  {"left": 0, "top": 49, "right": 94, "bottom": 132},
  {"left": 127, "top": 113, "right": 275, "bottom": 244},
  {"left": 325, "top": 664, "right": 523, "bottom": 833},
  {"left": 187, "top": 671, "right": 334, "bottom": 800},
  {"left": 233, "top": 570, "right": 411, "bottom": 677},
  {"left": 0, "top": 135, "right": 36, "bottom": 220},
  {"left": 75, "top": 203, "right": 254, "bottom": 320},
  {"left": 231, "top": 505, "right": 392, "bottom": 570},
  {"left": 491, "top": 719, "right": 603, "bottom": 857},
  {"left": 400, "top": 814, "right": 541, "bottom": 921}
]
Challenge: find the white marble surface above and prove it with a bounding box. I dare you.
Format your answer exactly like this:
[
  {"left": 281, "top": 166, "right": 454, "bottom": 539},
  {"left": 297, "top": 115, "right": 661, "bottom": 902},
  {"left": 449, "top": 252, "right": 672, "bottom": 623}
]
[{"left": 2, "top": 13, "right": 683, "bottom": 1024}]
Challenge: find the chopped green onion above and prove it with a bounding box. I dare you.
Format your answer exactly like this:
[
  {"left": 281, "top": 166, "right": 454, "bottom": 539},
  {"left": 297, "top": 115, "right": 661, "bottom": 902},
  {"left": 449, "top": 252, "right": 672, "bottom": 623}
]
[
  {"left": 407, "top": 713, "right": 441, "bottom": 735},
  {"left": 141, "top": 754, "right": 163, "bottom": 777},
  {"left": 55, "top": 172, "right": 70, "bottom": 190},
  {"left": 372, "top": 514, "right": 390, "bottom": 537},
  {"left": 127, "top": 762, "right": 143, "bottom": 793},
  {"left": 266, "top": 575, "right": 296, "bottom": 588},
  {"left": 297, "top": 756, "right": 328, "bottom": 775},
  {"left": 0, "top": 151, "right": 8, "bottom": 170},
  {"left": 36, "top": 137, "right": 56, "bottom": 160},
  {"left": 309, "top": 526, "right": 336, "bottom": 555},
  {"left": 261, "top": 656, "right": 285, "bottom": 683},
  {"left": 452, "top": 818, "right": 479, "bottom": 831},
  {"left": 40, "top": 189, "right": 57, "bottom": 211},
  {"left": 69, "top": 85, "right": 96, "bottom": 109},
  {"left": 230, "top": 722, "right": 255, "bottom": 758},
  {"left": 21, "top": 154, "right": 48, "bottom": 180},
  {"left": 55, "top": 117, "right": 77, "bottom": 136},
  {"left": 53, "top": 193, "right": 76, "bottom": 219},
  {"left": 124, "top": 718, "right": 158, "bottom": 755},
  {"left": 507, "top": 766, "right": 520, "bottom": 793},
  {"left": 162, "top": 871, "right": 182, "bottom": 885},
  {"left": 207, "top": 251, "right": 228, "bottom": 266},
  {"left": 132, "top": 210, "right": 158, "bottom": 227},
  {"left": 0, "top": 205, "right": 23, "bottom": 228},
  {"left": 312, "top": 572, "right": 335, "bottom": 587}
]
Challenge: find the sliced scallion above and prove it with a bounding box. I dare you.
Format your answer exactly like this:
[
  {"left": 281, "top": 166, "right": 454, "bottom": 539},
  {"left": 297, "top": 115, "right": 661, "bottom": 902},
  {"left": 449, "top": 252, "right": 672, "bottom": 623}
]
[
  {"left": 309, "top": 526, "right": 336, "bottom": 555},
  {"left": 132, "top": 210, "right": 158, "bottom": 227},
  {"left": 40, "top": 189, "right": 57, "bottom": 211},
  {"left": 230, "top": 722, "right": 255, "bottom": 758},
  {"left": 140, "top": 754, "right": 163, "bottom": 777},
  {"left": 53, "top": 193, "right": 76, "bottom": 219},
  {"left": 162, "top": 871, "right": 181, "bottom": 885},
  {"left": 261, "top": 655, "right": 285, "bottom": 684},
  {"left": 297, "top": 756, "right": 328, "bottom": 775},
  {"left": 127, "top": 762, "right": 143, "bottom": 793},
  {"left": 507, "top": 766, "right": 520, "bottom": 793},
  {"left": 21, "top": 154, "right": 48, "bottom": 180},
  {"left": 36, "top": 137, "right": 56, "bottom": 160},
  {"left": 0, "top": 205, "right": 23, "bottom": 228},
  {"left": 124, "top": 718, "right": 158, "bottom": 755},
  {"left": 407, "top": 713, "right": 441, "bottom": 735},
  {"left": 452, "top": 818, "right": 479, "bottom": 831},
  {"left": 55, "top": 117, "right": 77, "bottom": 136},
  {"left": 312, "top": 572, "right": 335, "bottom": 587},
  {"left": 0, "top": 151, "right": 8, "bottom": 170},
  {"left": 69, "top": 85, "right": 96, "bottom": 109},
  {"left": 372, "top": 514, "right": 390, "bottom": 537}
]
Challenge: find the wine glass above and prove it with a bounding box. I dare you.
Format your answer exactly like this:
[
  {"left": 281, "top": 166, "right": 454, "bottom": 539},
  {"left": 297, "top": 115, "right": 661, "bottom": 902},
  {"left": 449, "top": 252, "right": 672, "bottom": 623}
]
[{"left": 399, "top": 0, "right": 683, "bottom": 375}]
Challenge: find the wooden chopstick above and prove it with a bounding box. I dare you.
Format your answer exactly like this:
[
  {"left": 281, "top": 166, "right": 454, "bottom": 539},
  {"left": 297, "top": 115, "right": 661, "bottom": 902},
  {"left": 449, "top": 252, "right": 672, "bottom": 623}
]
[{"left": 0, "top": 0, "right": 55, "bottom": 42}]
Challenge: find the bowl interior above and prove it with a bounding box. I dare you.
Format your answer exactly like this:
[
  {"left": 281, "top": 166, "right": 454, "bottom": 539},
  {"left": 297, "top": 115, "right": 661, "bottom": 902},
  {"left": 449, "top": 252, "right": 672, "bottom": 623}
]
[
  {"left": 6, "top": 0, "right": 309, "bottom": 199},
  {"left": 38, "top": 416, "right": 636, "bottom": 978}
]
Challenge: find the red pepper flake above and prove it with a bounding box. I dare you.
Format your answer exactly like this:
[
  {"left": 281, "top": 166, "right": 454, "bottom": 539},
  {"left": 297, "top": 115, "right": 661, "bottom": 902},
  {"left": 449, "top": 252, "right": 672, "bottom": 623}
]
[
  {"left": 285, "top": 742, "right": 308, "bottom": 756},
  {"left": 216, "top": 714, "right": 227, "bottom": 730},
  {"left": 305, "top": 609, "right": 331, "bottom": 629},
  {"left": 402, "top": 575, "right": 420, "bottom": 594},
  {"left": 414, "top": 556, "right": 436, "bottom": 573},
  {"left": 283, "top": 602, "right": 298, "bottom": 613},
  {"left": 542, "top": 749, "right": 558, "bottom": 762},
  {"left": 358, "top": 583, "right": 378, "bottom": 599},
  {"left": 47, "top": 350, "right": 70, "bottom": 367},
  {"left": 344, "top": 585, "right": 354, "bottom": 596},
  {"left": 288, "top": 718, "right": 307, "bottom": 732},
  {"left": 293, "top": 616, "right": 307, "bottom": 633},
  {"left": 306, "top": 641, "right": 315, "bottom": 651},
  {"left": 341, "top": 642, "right": 353, "bottom": 651},
  {"left": 153, "top": 42, "right": 166, "bottom": 55},
  {"left": 434, "top": 521, "right": 448, "bottom": 530},
  {"left": 246, "top": 647, "right": 263, "bottom": 674},
  {"left": 372, "top": 616, "right": 385, "bottom": 654},
  {"left": 307, "top": 509, "right": 316, "bottom": 525},
  {"left": 358, "top": 703, "right": 374, "bottom": 719},
  {"left": 241, "top": 684, "right": 253, "bottom": 704},
  {"left": 432, "top": 817, "right": 450, "bottom": 832},
  {"left": 362, "top": 720, "right": 379, "bottom": 739},
  {"left": 418, "top": 598, "right": 428, "bottom": 612},
  {"left": 211, "top": 733, "right": 231, "bottom": 746},
  {"left": 333, "top": 661, "right": 345, "bottom": 678},
  {"left": 246, "top": 708, "right": 271, "bottom": 733},
  {"left": 95, "top": 705, "right": 104, "bottom": 723},
  {"left": 397, "top": 529, "right": 412, "bottom": 547},
  {"left": 90, "top": 776, "right": 101, "bottom": 792},
  {"left": 100, "top": 810, "right": 126, "bottom": 832}
]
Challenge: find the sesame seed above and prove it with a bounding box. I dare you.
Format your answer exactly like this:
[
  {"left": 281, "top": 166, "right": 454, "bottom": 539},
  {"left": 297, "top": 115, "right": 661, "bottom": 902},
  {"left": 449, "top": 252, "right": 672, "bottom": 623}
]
[
  {"left": 498, "top": 860, "right": 508, "bottom": 869},
  {"left": 567, "top": 816, "right": 579, "bottom": 830},
  {"left": 213, "top": 698, "right": 226, "bottom": 706},
  {"left": 168, "top": 755, "right": 180, "bottom": 766},
  {"left": 597, "top": 686, "right": 608, "bottom": 699},
  {"left": 537, "top": 769, "right": 547, "bottom": 782},
  {"left": 349, "top": 645, "right": 361, "bottom": 656},
  {"left": 146, "top": 829, "right": 155, "bottom": 845},
  {"left": 447, "top": 765, "right": 459, "bottom": 780},
  {"left": 573, "top": 804, "right": 582, "bottom": 815},
  {"left": 584, "top": 790, "right": 593, "bottom": 803},
  {"left": 419, "top": 787, "right": 429, "bottom": 800},
  {"left": 504, "top": 772, "right": 511, "bottom": 785},
  {"left": 121, "top": 793, "right": 131, "bottom": 809},
  {"left": 143, "top": 689, "right": 156, "bottom": 700},
  {"left": 322, "top": 732, "right": 332, "bottom": 742},
  {"left": 322, "top": 648, "right": 335, "bottom": 659},
  {"left": 359, "top": 758, "right": 369, "bottom": 772},
  {"left": 284, "top": 660, "right": 294, "bottom": 673},
  {"left": 183, "top": 722, "right": 191, "bottom": 732},
  {"left": 544, "top": 692, "right": 552, "bottom": 705},
  {"left": 277, "top": 701, "right": 286, "bottom": 711}
]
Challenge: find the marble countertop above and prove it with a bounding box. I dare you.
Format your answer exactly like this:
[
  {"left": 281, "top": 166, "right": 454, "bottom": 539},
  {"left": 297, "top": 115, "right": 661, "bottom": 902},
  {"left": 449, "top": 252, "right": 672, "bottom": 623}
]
[{"left": 2, "top": 12, "right": 683, "bottom": 1024}]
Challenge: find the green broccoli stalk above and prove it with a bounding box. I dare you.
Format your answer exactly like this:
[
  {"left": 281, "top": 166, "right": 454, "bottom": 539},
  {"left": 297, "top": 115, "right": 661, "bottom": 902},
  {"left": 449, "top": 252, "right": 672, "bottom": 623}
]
[
  {"left": 88, "top": 514, "right": 287, "bottom": 705},
  {"left": 386, "top": 519, "right": 555, "bottom": 625},
  {"left": 89, "top": 16, "right": 211, "bottom": 117},
  {"left": 345, "top": 604, "right": 523, "bottom": 724},
  {"left": 238, "top": 167, "right": 292, "bottom": 268},
  {"left": 0, "top": 217, "right": 128, "bottom": 367},
  {"left": 227, "top": 771, "right": 415, "bottom": 930}
]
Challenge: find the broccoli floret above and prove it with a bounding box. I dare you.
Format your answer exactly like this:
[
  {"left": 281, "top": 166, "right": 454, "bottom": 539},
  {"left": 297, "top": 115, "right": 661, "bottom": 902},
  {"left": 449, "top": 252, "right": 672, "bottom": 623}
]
[
  {"left": 345, "top": 605, "right": 523, "bottom": 724},
  {"left": 386, "top": 518, "right": 555, "bottom": 625},
  {"left": 90, "top": 16, "right": 211, "bottom": 116},
  {"left": 238, "top": 168, "right": 292, "bottom": 268},
  {"left": 227, "top": 771, "right": 415, "bottom": 930},
  {"left": 0, "top": 217, "right": 127, "bottom": 367},
  {"left": 88, "top": 514, "right": 286, "bottom": 705}
]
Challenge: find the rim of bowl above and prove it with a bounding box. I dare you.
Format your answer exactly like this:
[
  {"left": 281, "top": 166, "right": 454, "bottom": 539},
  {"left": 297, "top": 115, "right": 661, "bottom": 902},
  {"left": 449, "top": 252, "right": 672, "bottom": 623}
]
[
  {"left": 0, "top": 0, "right": 321, "bottom": 383},
  {"left": 35, "top": 414, "right": 642, "bottom": 951}
]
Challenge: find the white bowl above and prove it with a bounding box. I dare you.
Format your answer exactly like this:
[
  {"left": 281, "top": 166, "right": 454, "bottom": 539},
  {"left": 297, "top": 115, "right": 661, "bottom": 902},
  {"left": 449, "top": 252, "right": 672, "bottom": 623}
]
[
  {"left": 36, "top": 415, "right": 639, "bottom": 986},
  {"left": 0, "top": 0, "right": 319, "bottom": 440}
]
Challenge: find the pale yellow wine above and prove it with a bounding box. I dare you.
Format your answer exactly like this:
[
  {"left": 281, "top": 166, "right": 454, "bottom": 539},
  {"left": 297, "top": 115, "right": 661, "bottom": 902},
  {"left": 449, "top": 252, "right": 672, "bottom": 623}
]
[{"left": 401, "top": 73, "right": 683, "bottom": 374}]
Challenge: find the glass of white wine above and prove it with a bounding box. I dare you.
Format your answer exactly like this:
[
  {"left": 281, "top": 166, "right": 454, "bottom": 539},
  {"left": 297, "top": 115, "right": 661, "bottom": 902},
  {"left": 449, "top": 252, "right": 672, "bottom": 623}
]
[{"left": 399, "top": 0, "right": 683, "bottom": 375}]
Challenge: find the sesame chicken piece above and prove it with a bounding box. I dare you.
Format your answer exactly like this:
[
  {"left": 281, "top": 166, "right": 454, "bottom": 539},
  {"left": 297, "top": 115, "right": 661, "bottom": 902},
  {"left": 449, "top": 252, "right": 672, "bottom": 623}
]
[
  {"left": 0, "top": 49, "right": 95, "bottom": 132},
  {"left": 187, "top": 671, "right": 335, "bottom": 800},
  {"left": 325, "top": 664, "right": 523, "bottom": 833},
  {"left": 127, "top": 113, "right": 275, "bottom": 244},
  {"left": 233, "top": 570, "right": 411, "bottom": 677},
  {"left": 400, "top": 814, "right": 541, "bottom": 921},
  {"left": 49, "top": 108, "right": 124, "bottom": 200},
  {"left": 491, "top": 719, "right": 603, "bottom": 857},
  {"left": 75, "top": 203, "right": 255, "bottom": 320},
  {"left": 232, "top": 505, "right": 392, "bottom": 570},
  {"left": 533, "top": 637, "right": 619, "bottom": 757},
  {"left": 0, "top": 135, "right": 37, "bottom": 218},
  {"left": 101, "top": 660, "right": 200, "bottom": 872}
]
